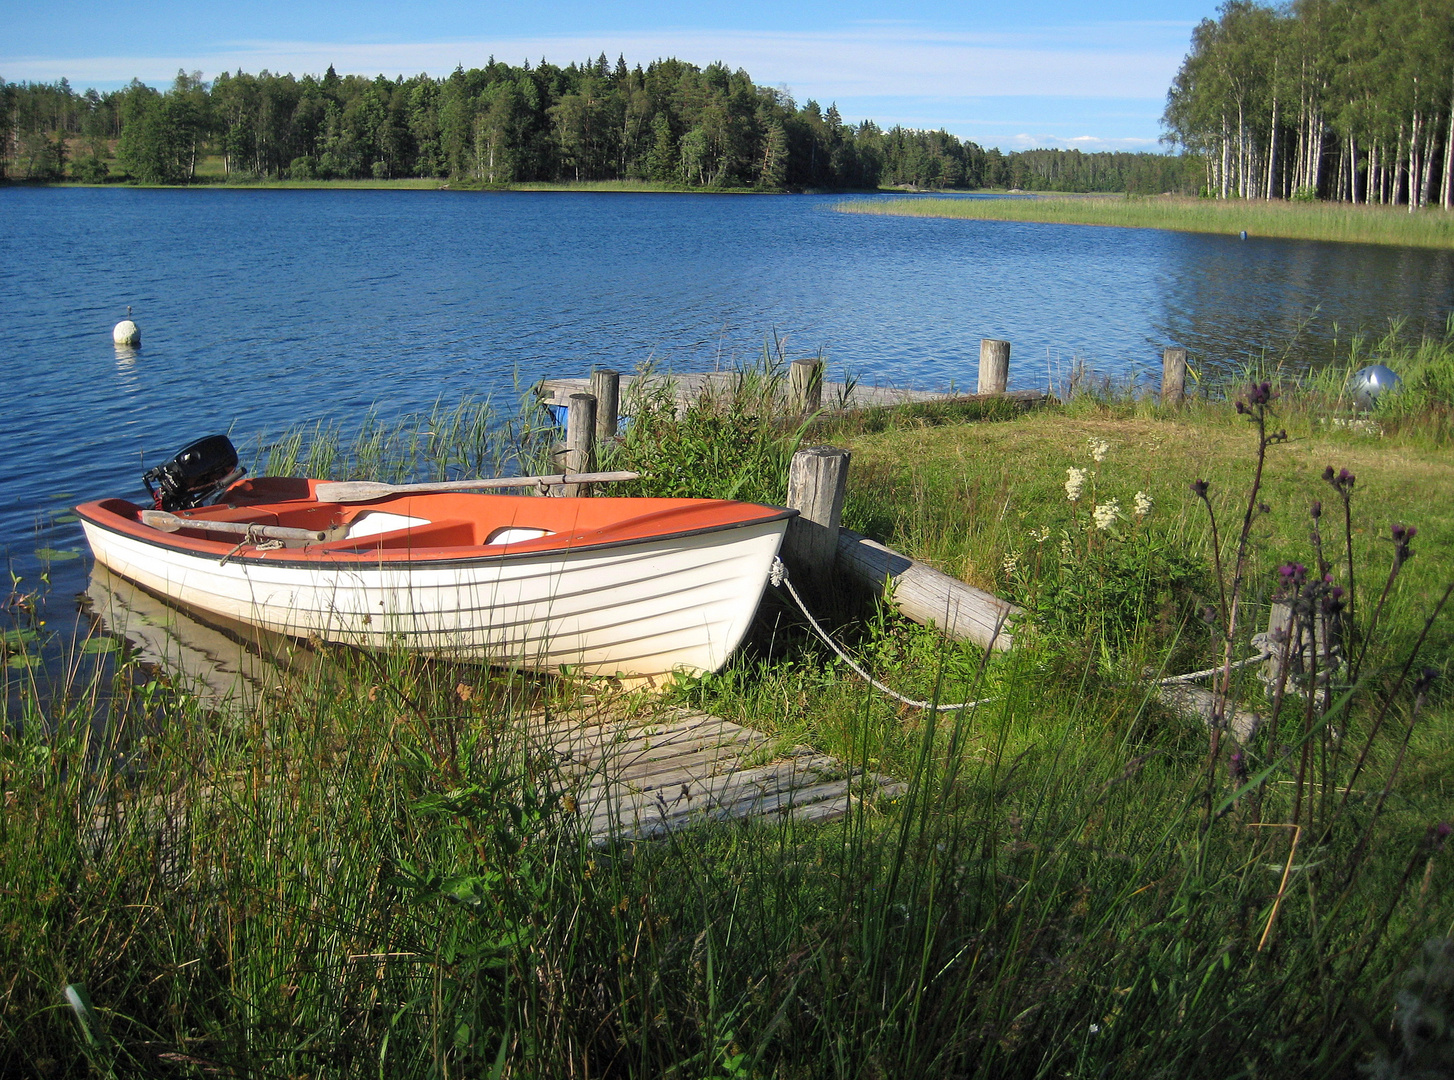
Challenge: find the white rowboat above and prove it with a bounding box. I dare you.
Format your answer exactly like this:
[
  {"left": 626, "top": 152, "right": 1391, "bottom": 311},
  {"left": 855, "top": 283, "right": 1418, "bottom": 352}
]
[{"left": 77, "top": 477, "right": 796, "bottom": 680}]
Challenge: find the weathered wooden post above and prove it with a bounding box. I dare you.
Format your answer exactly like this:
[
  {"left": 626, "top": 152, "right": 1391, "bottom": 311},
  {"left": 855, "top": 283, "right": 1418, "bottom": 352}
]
[
  {"left": 558, "top": 392, "right": 597, "bottom": 497},
  {"left": 1261, "top": 599, "right": 1343, "bottom": 694},
  {"left": 978, "top": 339, "right": 1010, "bottom": 396},
  {"left": 591, "top": 368, "right": 620, "bottom": 439},
  {"left": 783, "top": 447, "right": 850, "bottom": 590},
  {"left": 789, "top": 358, "right": 824, "bottom": 414},
  {"left": 1162, "top": 346, "right": 1188, "bottom": 407}
]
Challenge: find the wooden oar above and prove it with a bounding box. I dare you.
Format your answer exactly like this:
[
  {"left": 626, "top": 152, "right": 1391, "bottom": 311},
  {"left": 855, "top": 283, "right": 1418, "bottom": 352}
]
[
  {"left": 141, "top": 510, "right": 328, "bottom": 543},
  {"left": 313, "top": 470, "right": 642, "bottom": 504}
]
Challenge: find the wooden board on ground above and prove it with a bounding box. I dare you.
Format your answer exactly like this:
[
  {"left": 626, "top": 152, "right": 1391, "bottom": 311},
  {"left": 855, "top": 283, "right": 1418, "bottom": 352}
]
[
  {"left": 536, "top": 372, "right": 1045, "bottom": 417},
  {"left": 539, "top": 704, "right": 905, "bottom": 842},
  {"left": 87, "top": 702, "right": 905, "bottom": 872}
]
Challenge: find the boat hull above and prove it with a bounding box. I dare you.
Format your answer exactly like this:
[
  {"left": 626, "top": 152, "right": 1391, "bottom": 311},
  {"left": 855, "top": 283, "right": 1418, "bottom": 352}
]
[{"left": 78, "top": 490, "right": 792, "bottom": 679}]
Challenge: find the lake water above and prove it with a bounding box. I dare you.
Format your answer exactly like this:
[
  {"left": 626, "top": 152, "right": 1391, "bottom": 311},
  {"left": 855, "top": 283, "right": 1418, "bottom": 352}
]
[{"left": 3, "top": 186, "right": 1452, "bottom": 677}]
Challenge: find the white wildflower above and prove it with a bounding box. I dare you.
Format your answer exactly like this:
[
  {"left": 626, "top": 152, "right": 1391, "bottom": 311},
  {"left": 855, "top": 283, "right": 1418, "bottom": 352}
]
[
  {"left": 1065, "top": 467, "right": 1087, "bottom": 502},
  {"left": 1002, "top": 550, "right": 1020, "bottom": 576},
  {"left": 1088, "top": 438, "right": 1111, "bottom": 464},
  {"left": 1134, "top": 491, "right": 1153, "bottom": 517},
  {"left": 1060, "top": 535, "right": 1073, "bottom": 560},
  {"left": 1092, "top": 499, "right": 1122, "bottom": 531},
  {"left": 1031, "top": 525, "right": 1052, "bottom": 544}
]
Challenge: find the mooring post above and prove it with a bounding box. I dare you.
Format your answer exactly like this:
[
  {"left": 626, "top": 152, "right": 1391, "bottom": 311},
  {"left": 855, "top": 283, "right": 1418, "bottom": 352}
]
[
  {"left": 1162, "top": 346, "right": 1188, "bottom": 407},
  {"left": 978, "top": 339, "right": 1010, "bottom": 396},
  {"left": 557, "top": 392, "right": 598, "bottom": 497},
  {"left": 783, "top": 447, "right": 850, "bottom": 594},
  {"left": 789, "top": 358, "right": 824, "bottom": 414},
  {"left": 591, "top": 368, "right": 620, "bottom": 439}
]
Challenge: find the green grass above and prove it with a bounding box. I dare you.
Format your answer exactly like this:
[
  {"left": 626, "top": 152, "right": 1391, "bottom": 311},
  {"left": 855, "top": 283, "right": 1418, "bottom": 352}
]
[
  {"left": 4, "top": 355, "right": 1454, "bottom": 1076},
  {"left": 839, "top": 195, "right": 1454, "bottom": 250}
]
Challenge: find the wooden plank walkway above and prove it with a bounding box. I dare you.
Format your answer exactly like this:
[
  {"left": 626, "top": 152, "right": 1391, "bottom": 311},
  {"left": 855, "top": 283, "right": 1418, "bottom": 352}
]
[
  {"left": 540, "top": 705, "right": 904, "bottom": 842},
  {"left": 536, "top": 371, "right": 1045, "bottom": 416},
  {"left": 86, "top": 571, "right": 905, "bottom": 844}
]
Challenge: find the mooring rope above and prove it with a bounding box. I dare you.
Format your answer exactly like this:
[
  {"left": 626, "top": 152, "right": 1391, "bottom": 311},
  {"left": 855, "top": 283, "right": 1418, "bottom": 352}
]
[
  {"left": 770, "top": 557, "right": 1276, "bottom": 709},
  {"left": 769, "top": 557, "right": 994, "bottom": 712},
  {"left": 1151, "top": 650, "right": 1273, "bottom": 686}
]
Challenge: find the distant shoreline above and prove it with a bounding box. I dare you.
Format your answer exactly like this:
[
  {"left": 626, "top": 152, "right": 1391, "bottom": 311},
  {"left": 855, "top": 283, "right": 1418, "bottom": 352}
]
[
  {"left": 2, "top": 177, "right": 881, "bottom": 195},
  {"left": 838, "top": 194, "right": 1454, "bottom": 250},
  {"left": 4, "top": 177, "right": 1014, "bottom": 196}
]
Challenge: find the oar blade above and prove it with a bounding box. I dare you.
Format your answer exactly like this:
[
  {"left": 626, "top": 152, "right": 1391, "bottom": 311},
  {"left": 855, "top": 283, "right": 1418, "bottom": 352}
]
[
  {"left": 311, "top": 481, "right": 396, "bottom": 503},
  {"left": 139, "top": 510, "right": 183, "bottom": 532}
]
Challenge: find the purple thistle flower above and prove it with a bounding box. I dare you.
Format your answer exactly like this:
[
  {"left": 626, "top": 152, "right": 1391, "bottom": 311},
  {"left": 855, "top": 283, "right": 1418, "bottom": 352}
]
[
  {"left": 1324, "top": 467, "right": 1356, "bottom": 494},
  {"left": 1392, "top": 524, "right": 1417, "bottom": 564},
  {"left": 1414, "top": 667, "right": 1438, "bottom": 696},
  {"left": 1229, "top": 751, "right": 1248, "bottom": 786}
]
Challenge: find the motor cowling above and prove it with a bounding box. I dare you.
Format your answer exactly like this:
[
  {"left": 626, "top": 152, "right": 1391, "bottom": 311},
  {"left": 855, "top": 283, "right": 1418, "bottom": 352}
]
[{"left": 142, "top": 434, "right": 245, "bottom": 511}]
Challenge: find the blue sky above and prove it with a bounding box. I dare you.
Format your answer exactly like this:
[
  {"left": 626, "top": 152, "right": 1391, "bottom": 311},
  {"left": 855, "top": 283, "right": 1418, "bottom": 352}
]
[{"left": 3, "top": 1, "right": 1213, "bottom": 151}]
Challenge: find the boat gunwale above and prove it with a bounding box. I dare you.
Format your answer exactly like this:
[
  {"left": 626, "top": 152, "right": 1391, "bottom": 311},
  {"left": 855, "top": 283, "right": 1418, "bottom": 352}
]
[{"left": 75, "top": 498, "right": 798, "bottom": 572}]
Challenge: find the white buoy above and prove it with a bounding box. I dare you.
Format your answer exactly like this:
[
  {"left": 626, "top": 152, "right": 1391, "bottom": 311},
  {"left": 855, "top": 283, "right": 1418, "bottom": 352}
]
[{"left": 113, "top": 307, "right": 140, "bottom": 346}]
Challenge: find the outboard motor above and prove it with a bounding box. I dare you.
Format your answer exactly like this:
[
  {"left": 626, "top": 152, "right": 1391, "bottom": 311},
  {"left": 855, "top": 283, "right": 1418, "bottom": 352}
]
[{"left": 142, "top": 434, "right": 245, "bottom": 511}]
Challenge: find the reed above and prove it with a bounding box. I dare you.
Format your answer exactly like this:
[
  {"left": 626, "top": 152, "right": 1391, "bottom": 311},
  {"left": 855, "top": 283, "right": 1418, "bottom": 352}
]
[
  {"left": 4, "top": 361, "right": 1452, "bottom": 1077},
  {"left": 839, "top": 195, "right": 1454, "bottom": 250},
  {"left": 251, "top": 390, "right": 558, "bottom": 485}
]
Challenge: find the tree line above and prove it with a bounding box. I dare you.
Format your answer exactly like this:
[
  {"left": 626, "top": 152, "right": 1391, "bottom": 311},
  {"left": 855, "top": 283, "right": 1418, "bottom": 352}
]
[
  {"left": 1163, "top": 0, "right": 1454, "bottom": 207},
  {"left": 0, "top": 57, "right": 1195, "bottom": 193}
]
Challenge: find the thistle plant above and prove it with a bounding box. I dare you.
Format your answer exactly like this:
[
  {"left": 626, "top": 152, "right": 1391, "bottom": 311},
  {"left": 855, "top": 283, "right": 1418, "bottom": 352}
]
[
  {"left": 1365, "top": 936, "right": 1454, "bottom": 1079},
  {"left": 1190, "top": 381, "right": 1286, "bottom": 816}
]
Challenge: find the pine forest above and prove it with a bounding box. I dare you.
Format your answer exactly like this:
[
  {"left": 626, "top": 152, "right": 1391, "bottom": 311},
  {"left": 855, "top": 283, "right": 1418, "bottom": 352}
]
[{"left": 0, "top": 56, "right": 1194, "bottom": 193}]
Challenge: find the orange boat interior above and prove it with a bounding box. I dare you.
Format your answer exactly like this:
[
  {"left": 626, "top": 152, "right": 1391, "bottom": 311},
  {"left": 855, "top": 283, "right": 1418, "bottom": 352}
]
[{"left": 79, "top": 477, "right": 794, "bottom": 562}]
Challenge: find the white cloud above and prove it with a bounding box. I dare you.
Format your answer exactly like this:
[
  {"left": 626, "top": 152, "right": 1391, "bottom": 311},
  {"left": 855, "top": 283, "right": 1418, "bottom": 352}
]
[
  {"left": 1004, "top": 131, "right": 1161, "bottom": 151},
  {"left": 3, "top": 26, "right": 1183, "bottom": 101}
]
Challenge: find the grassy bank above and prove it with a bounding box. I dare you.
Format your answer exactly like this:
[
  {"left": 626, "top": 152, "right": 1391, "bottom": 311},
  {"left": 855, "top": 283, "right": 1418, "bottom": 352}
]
[
  {"left": 4, "top": 348, "right": 1454, "bottom": 1077},
  {"left": 839, "top": 194, "right": 1454, "bottom": 249}
]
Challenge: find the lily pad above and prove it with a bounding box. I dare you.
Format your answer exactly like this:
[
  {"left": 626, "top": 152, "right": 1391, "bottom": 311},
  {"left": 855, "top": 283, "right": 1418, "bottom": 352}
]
[
  {"left": 81, "top": 638, "right": 120, "bottom": 654},
  {"left": 7, "top": 654, "right": 41, "bottom": 669},
  {"left": 1, "top": 628, "right": 39, "bottom": 648},
  {"left": 53, "top": 513, "right": 80, "bottom": 524},
  {"left": 34, "top": 548, "right": 81, "bottom": 562}
]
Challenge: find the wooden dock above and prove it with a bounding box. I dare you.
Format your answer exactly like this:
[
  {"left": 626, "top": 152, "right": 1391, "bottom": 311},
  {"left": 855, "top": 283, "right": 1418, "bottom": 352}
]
[
  {"left": 541, "top": 704, "right": 904, "bottom": 842},
  {"left": 536, "top": 370, "right": 1044, "bottom": 417}
]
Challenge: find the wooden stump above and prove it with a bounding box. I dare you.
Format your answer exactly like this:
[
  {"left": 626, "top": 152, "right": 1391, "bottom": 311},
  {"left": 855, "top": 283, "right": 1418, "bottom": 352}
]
[
  {"left": 978, "top": 339, "right": 1010, "bottom": 396},
  {"left": 790, "top": 359, "right": 824, "bottom": 414},
  {"left": 559, "top": 393, "right": 597, "bottom": 497},
  {"left": 591, "top": 368, "right": 620, "bottom": 438},
  {"left": 783, "top": 447, "right": 850, "bottom": 586},
  {"left": 1162, "top": 347, "right": 1188, "bottom": 407}
]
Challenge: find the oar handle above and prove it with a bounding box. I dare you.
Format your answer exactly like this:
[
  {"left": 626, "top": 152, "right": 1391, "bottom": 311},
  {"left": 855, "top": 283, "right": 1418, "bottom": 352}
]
[
  {"left": 141, "top": 510, "right": 327, "bottom": 543},
  {"left": 313, "top": 470, "right": 642, "bottom": 503}
]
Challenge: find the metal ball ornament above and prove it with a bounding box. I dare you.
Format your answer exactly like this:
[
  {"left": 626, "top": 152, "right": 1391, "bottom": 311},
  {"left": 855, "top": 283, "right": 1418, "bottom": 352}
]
[{"left": 1349, "top": 364, "right": 1401, "bottom": 411}]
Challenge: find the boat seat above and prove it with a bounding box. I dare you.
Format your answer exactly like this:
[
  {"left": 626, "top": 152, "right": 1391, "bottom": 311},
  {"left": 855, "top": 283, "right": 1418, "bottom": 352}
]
[{"left": 315, "top": 518, "right": 480, "bottom": 551}]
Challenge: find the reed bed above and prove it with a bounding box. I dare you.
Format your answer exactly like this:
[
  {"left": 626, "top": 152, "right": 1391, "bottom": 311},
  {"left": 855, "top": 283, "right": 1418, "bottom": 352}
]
[
  {"left": 3, "top": 352, "right": 1453, "bottom": 1077},
  {"left": 839, "top": 195, "right": 1454, "bottom": 250}
]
